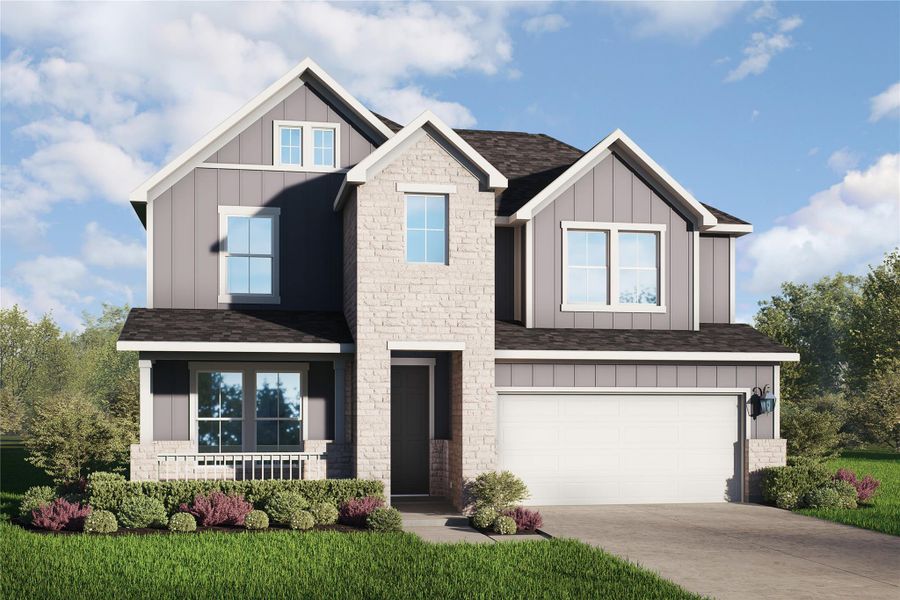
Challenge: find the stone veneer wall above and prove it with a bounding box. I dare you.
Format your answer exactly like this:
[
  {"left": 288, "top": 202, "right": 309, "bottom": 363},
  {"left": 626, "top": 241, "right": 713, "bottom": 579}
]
[
  {"left": 345, "top": 132, "right": 497, "bottom": 506},
  {"left": 745, "top": 438, "right": 787, "bottom": 502},
  {"left": 429, "top": 439, "right": 449, "bottom": 497}
]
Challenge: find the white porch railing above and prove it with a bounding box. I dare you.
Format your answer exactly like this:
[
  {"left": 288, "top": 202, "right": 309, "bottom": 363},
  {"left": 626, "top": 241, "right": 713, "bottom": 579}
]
[{"left": 156, "top": 452, "right": 326, "bottom": 481}]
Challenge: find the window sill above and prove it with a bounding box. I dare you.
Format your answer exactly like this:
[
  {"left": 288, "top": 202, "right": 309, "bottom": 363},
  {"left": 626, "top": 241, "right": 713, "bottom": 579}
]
[
  {"left": 218, "top": 294, "right": 281, "bottom": 304},
  {"left": 561, "top": 303, "right": 667, "bottom": 314}
]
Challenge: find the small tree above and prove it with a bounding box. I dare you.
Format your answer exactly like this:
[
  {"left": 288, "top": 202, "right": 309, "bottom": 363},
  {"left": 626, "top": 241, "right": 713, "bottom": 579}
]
[
  {"left": 845, "top": 359, "right": 900, "bottom": 450},
  {"left": 25, "top": 393, "right": 129, "bottom": 483},
  {"left": 780, "top": 395, "right": 846, "bottom": 460}
]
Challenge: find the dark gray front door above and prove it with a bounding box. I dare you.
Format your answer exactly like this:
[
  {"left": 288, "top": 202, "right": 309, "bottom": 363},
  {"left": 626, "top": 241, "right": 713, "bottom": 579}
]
[{"left": 391, "top": 365, "right": 429, "bottom": 495}]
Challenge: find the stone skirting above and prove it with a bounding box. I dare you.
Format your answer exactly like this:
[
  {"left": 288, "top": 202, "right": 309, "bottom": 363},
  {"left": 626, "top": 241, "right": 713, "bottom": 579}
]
[
  {"left": 130, "top": 441, "right": 194, "bottom": 481},
  {"left": 430, "top": 439, "right": 449, "bottom": 497},
  {"left": 745, "top": 438, "right": 787, "bottom": 502}
]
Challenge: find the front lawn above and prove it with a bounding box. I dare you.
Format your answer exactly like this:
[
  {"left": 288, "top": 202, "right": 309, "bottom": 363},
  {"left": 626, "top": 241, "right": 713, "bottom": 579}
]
[{"left": 797, "top": 450, "right": 900, "bottom": 536}]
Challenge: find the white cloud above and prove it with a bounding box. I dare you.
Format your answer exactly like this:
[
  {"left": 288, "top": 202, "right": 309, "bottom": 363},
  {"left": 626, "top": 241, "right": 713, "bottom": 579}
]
[
  {"left": 750, "top": 2, "right": 777, "bottom": 22},
  {"left": 82, "top": 222, "right": 146, "bottom": 269},
  {"left": 522, "top": 14, "right": 569, "bottom": 34},
  {"left": 616, "top": 2, "right": 745, "bottom": 41},
  {"left": 744, "top": 153, "right": 900, "bottom": 295},
  {"left": 808, "top": 147, "right": 820, "bottom": 156},
  {"left": 869, "top": 82, "right": 900, "bottom": 122},
  {"left": 751, "top": 109, "right": 761, "bottom": 121},
  {"left": 726, "top": 16, "right": 801, "bottom": 82},
  {"left": 827, "top": 147, "right": 861, "bottom": 173},
  {"left": 365, "top": 86, "right": 476, "bottom": 128}
]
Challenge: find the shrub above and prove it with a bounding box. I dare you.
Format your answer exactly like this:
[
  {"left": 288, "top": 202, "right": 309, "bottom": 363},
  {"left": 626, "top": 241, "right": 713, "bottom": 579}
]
[
  {"left": 366, "top": 507, "right": 402, "bottom": 533},
  {"left": 87, "top": 471, "right": 126, "bottom": 484},
  {"left": 179, "top": 492, "right": 252, "bottom": 527},
  {"left": 19, "top": 486, "right": 56, "bottom": 520},
  {"left": 468, "top": 471, "right": 529, "bottom": 512},
  {"left": 288, "top": 510, "right": 315, "bottom": 531},
  {"left": 833, "top": 468, "right": 881, "bottom": 503},
  {"left": 118, "top": 496, "right": 167, "bottom": 529},
  {"left": 265, "top": 491, "right": 309, "bottom": 526},
  {"left": 309, "top": 502, "right": 338, "bottom": 526},
  {"left": 502, "top": 507, "right": 543, "bottom": 532},
  {"left": 244, "top": 510, "right": 269, "bottom": 530},
  {"left": 338, "top": 496, "right": 384, "bottom": 527},
  {"left": 168, "top": 512, "right": 197, "bottom": 533},
  {"left": 802, "top": 480, "right": 857, "bottom": 510},
  {"left": 471, "top": 507, "right": 498, "bottom": 530},
  {"left": 780, "top": 396, "right": 846, "bottom": 460},
  {"left": 760, "top": 459, "right": 831, "bottom": 508},
  {"left": 31, "top": 498, "right": 91, "bottom": 531},
  {"left": 84, "top": 510, "right": 117, "bottom": 534},
  {"left": 829, "top": 480, "right": 859, "bottom": 509},
  {"left": 492, "top": 515, "right": 517, "bottom": 535},
  {"left": 87, "top": 478, "right": 384, "bottom": 515}
]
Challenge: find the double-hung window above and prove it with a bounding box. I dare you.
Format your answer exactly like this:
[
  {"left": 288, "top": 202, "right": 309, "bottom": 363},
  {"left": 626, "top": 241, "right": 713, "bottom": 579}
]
[
  {"left": 218, "top": 206, "right": 280, "bottom": 304},
  {"left": 197, "top": 371, "right": 243, "bottom": 453},
  {"left": 406, "top": 194, "right": 447, "bottom": 264},
  {"left": 273, "top": 120, "right": 339, "bottom": 170},
  {"left": 562, "top": 221, "right": 665, "bottom": 312}
]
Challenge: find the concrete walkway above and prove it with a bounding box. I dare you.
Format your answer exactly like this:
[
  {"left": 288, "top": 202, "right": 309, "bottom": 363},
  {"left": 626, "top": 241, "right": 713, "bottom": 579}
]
[
  {"left": 392, "top": 497, "right": 491, "bottom": 542},
  {"left": 537, "top": 503, "right": 900, "bottom": 600}
]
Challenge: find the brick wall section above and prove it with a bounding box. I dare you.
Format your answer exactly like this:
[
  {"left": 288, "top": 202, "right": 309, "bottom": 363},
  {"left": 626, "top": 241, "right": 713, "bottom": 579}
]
[
  {"left": 429, "top": 439, "right": 449, "bottom": 497},
  {"left": 130, "top": 441, "right": 194, "bottom": 481},
  {"left": 346, "top": 132, "right": 497, "bottom": 505},
  {"left": 745, "top": 438, "right": 787, "bottom": 502}
]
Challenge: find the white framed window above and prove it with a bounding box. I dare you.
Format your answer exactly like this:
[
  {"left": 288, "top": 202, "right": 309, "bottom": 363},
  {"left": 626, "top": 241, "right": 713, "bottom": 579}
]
[
  {"left": 273, "top": 120, "right": 340, "bottom": 170},
  {"left": 561, "top": 221, "right": 666, "bottom": 313},
  {"left": 405, "top": 194, "right": 447, "bottom": 264},
  {"left": 218, "top": 206, "right": 280, "bottom": 304},
  {"left": 190, "top": 363, "right": 309, "bottom": 453}
]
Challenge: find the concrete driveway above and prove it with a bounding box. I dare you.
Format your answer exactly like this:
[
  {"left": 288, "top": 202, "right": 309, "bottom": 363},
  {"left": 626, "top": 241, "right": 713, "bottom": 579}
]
[{"left": 537, "top": 503, "right": 899, "bottom": 600}]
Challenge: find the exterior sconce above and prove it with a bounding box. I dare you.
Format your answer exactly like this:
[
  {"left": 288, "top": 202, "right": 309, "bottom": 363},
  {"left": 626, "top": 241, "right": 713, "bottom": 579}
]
[{"left": 747, "top": 385, "right": 776, "bottom": 419}]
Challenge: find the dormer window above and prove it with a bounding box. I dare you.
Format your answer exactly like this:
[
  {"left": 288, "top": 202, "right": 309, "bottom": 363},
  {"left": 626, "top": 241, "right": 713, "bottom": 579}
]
[
  {"left": 273, "top": 121, "right": 340, "bottom": 170},
  {"left": 218, "top": 206, "right": 281, "bottom": 304}
]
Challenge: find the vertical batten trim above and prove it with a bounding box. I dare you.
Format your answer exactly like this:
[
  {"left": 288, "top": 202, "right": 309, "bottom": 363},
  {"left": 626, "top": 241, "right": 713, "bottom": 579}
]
[{"left": 525, "top": 219, "right": 534, "bottom": 327}]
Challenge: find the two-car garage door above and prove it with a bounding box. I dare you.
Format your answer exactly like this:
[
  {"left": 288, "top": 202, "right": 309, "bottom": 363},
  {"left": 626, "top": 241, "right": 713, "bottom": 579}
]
[{"left": 497, "top": 394, "right": 742, "bottom": 505}]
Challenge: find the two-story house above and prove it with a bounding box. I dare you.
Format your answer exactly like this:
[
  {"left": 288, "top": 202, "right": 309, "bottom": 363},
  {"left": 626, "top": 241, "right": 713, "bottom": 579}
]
[{"left": 118, "top": 59, "right": 798, "bottom": 507}]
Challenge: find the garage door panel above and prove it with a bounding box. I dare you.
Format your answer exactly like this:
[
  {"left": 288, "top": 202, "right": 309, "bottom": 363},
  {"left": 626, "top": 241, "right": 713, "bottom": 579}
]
[{"left": 497, "top": 394, "right": 740, "bottom": 505}]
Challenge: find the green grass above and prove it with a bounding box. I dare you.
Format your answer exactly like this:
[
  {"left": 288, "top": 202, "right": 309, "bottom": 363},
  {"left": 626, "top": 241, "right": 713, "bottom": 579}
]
[
  {"left": 797, "top": 449, "right": 900, "bottom": 536},
  {"left": 0, "top": 435, "right": 701, "bottom": 600}
]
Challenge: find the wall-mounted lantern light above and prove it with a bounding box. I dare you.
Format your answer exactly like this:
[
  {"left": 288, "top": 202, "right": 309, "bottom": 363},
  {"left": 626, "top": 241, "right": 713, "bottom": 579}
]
[{"left": 747, "top": 385, "right": 776, "bottom": 419}]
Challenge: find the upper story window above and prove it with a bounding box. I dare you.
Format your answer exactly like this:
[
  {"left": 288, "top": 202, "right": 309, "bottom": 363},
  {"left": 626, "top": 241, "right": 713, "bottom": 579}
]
[
  {"left": 273, "top": 120, "right": 340, "bottom": 170},
  {"left": 406, "top": 194, "right": 447, "bottom": 264},
  {"left": 218, "top": 206, "right": 280, "bottom": 304},
  {"left": 562, "top": 221, "right": 666, "bottom": 313}
]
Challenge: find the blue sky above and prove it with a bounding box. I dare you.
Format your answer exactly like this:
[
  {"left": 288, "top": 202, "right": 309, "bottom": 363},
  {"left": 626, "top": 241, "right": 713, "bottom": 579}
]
[{"left": 1, "top": 1, "right": 898, "bottom": 329}]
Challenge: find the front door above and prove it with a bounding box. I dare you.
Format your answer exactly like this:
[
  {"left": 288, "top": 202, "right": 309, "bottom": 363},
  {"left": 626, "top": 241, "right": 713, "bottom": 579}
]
[{"left": 391, "top": 365, "right": 430, "bottom": 494}]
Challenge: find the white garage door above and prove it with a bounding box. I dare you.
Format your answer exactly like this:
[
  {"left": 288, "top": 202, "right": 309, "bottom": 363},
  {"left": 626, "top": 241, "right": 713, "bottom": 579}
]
[{"left": 497, "top": 394, "right": 741, "bottom": 505}]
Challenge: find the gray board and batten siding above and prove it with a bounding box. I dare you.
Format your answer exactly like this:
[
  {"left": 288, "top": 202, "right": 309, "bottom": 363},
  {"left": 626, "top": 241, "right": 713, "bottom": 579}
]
[
  {"left": 151, "top": 85, "right": 380, "bottom": 311},
  {"left": 530, "top": 153, "right": 696, "bottom": 331},
  {"left": 699, "top": 235, "right": 732, "bottom": 324},
  {"left": 496, "top": 362, "right": 775, "bottom": 438}
]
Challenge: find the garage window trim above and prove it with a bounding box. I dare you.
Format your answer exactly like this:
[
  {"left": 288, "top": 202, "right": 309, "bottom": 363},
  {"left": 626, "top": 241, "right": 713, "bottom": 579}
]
[{"left": 561, "top": 221, "right": 666, "bottom": 313}]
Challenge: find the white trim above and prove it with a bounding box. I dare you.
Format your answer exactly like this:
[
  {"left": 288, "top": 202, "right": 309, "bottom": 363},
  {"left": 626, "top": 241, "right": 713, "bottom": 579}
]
[
  {"left": 197, "top": 163, "right": 348, "bottom": 174},
  {"left": 525, "top": 219, "right": 534, "bottom": 327},
  {"left": 729, "top": 236, "right": 736, "bottom": 323},
  {"left": 117, "top": 341, "right": 354, "bottom": 353},
  {"left": 387, "top": 340, "right": 465, "bottom": 351},
  {"left": 497, "top": 386, "right": 751, "bottom": 394},
  {"left": 391, "top": 358, "right": 436, "bottom": 440},
  {"left": 139, "top": 360, "right": 153, "bottom": 443},
  {"left": 495, "top": 350, "right": 800, "bottom": 362},
  {"left": 272, "top": 119, "right": 341, "bottom": 171},
  {"left": 692, "top": 230, "right": 700, "bottom": 331},
  {"left": 510, "top": 130, "right": 717, "bottom": 228},
  {"left": 773, "top": 364, "right": 781, "bottom": 439},
  {"left": 130, "top": 58, "right": 393, "bottom": 205},
  {"left": 513, "top": 225, "right": 522, "bottom": 322},
  {"left": 145, "top": 199, "right": 154, "bottom": 308},
  {"left": 707, "top": 223, "right": 753, "bottom": 235},
  {"left": 396, "top": 182, "right": 457, "bottom": 194},
  {"left": 404, "top": 193, "right": 448, "bottom": 265},
  {"left": 217, "top": 206, "right": 281, "bottom": 305},
  {"left": 560, "top": 221, "right": 667, "bottom": 313},
  {"left": 334, "top": 110, "right": 507, "bottom": 210}
]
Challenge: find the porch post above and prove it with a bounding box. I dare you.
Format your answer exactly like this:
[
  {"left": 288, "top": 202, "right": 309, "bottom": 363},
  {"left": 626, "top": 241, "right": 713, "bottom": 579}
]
[
  {"left": 334, "top": 357, "right": 345, "bottom": 443},
  {"left": 139, "top": 359, "right": 153, "bottom": 443}
]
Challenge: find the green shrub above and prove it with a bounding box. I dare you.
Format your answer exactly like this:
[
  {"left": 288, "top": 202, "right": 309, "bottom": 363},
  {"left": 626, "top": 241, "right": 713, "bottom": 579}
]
[
  {"left": 309, "top": 502, "right": 338, "bottom": 525},
  {"left": 87, "top": 478, "right": 383, "bottom": 515},
  {"left": 266, "top": 491, "right": 309, "bottom": 525},
  {"left": 83, "top": 510, "right": 117, "bottom": 534},
  {"left": 366, "top": 507, "right": 402, "bottom": 533},
  {"left": 168, "top": 512, "right": 197, "bottom": 533},
  {"left": 471, "top": 507, "right": 498, "bottom": 530},
  {"left": 19, "top": 486, "right": 56, "bottom": 520},
  {"left": 87, "top": 471, "right": 126, "bottom": 484},
  {"left": 244, "top": 510, "right": 269, "bottom": 530},
  {"left": 468, "top": 471, "right": 529, "bottom": 512},
  {"left": 780, "top": 396, "right": 846, "bottom": 460},
  {"left": 804, "top": 480, "right": 858, "bottom": 510},
  {"left": 492, "top": 515, "right": 516, "bottom": 535},
  {"left": 118, "top": 496, "right": 167, "bottom": 529},
  {"left": 760, "top": 459, "right": 831, "bottom": 508},
  {"left": 288, "top": 510, "right": 315, "bottom": 531}
]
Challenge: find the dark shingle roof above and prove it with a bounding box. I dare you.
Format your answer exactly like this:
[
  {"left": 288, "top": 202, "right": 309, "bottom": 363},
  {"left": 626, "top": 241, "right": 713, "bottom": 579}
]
[
  {"left": 374, "top": 114, "right": 748, "bottom": 225},
  {"left": 119, "top": 308, "right": 352, "bottom": 344},
  {"left": 495, "top": 321, "right": 793, "bottom": 355}
]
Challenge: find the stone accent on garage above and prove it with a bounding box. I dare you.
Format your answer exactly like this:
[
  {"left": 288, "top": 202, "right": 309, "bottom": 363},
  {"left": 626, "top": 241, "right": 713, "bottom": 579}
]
[{"left": 745, "top": 438, "right": 787, "bottom": 502}]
